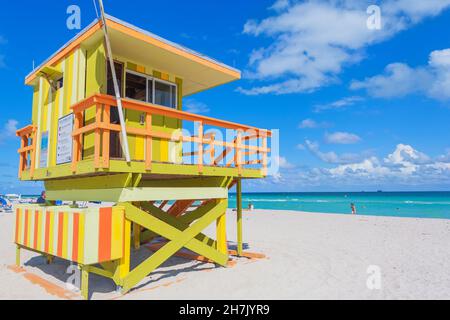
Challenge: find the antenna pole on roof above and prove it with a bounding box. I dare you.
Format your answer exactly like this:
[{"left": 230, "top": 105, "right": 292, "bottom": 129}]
[
  {"left": 93, "top": 0, "right": 99, "bottom": 18},
  {"left": 96, "top": 0, "right": 131, "bottom": 163}
]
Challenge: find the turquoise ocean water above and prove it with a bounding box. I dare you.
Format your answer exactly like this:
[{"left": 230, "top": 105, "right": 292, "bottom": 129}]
[
  {"left": 19, "top": 192, "right": 450, "bottom": 220},
  {"left": 228, "top": 192, "right": 450, "bottom": 220}
]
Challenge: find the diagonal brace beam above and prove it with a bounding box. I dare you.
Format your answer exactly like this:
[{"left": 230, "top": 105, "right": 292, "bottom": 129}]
[{"left": 120, "top": 200, "right": 228, "bottom": 292}]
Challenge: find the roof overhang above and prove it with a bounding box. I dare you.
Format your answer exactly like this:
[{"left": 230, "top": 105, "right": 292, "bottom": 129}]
[{"left": 25, "top": 15, "right": 241, "bottom": 95}]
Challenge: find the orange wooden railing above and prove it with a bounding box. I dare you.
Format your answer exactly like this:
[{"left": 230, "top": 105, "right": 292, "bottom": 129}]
[
  {"left": 71, "top": 94, "right": 271, "bottom": 175},
  {"left": 16, "top": 125, "right": 37, "bottom": 178}
]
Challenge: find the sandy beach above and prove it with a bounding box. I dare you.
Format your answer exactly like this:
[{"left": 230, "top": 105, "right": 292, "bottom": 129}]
[{"left": 1, "top": 209, "right": 449, "bottom": 300}]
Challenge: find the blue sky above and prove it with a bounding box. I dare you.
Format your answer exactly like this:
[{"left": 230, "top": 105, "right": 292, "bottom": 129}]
[{"left": 1, "top": 0, "right": 450, "bottom": 194}]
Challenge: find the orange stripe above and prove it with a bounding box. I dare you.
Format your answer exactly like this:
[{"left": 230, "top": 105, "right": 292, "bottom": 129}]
[
  {"left": 33, "top": 211, "right": 39, "bottom": 249},
  {"left": 23, "top": 210, "right": 29, "bottom": 247},
  {"left": 98, "top": 208, "right": 112, "bottom": 262},
  {"left": 15, "top": 209, "right": 20, "bottom": 243},
  {"left": 44, "top": 211, "right": 50, "bottom": 253},
  {"left": 57, "top": 212, "right": 64, "bottom": 257},
  {"left": 72, "top": 213, "right": 79, "bottom": 262}
]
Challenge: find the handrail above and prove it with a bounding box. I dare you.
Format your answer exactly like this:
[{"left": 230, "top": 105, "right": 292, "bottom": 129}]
[
  {"left": 17, "top": 94, "right": 271, "bottom": 179},
  {"left": 70, "top": 93, "right": 271, "bottom": 175},
  {"left": 11, "top": 93, "right": 271, "bottom": 178},
  {"left": 71, "top": 94, "right": 272, "bottom": 136}
]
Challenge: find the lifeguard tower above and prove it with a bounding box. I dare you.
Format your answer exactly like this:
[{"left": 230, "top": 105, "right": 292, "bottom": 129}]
[{"left": 15, "top": 13, "right": 272, "bottom": 299}]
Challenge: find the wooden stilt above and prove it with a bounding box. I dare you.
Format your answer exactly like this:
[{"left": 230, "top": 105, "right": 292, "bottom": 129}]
[
  {"left": 16, "top": 245, "right": 20, "bottom": 266},
  {"left": 119, "top": 219, "right": 131, "bottom": 280},
  {"left": 236, "top": 178, "right": 243, "bottom": 256},
  {"left": 81, "top": 266, "right": 89, "bottom": 300},
  {"left": 46, "top": 255, "right": 54, "bottom": 264},
  {"left": 216, "top": 211, "right": 228, "bottom": 256}
]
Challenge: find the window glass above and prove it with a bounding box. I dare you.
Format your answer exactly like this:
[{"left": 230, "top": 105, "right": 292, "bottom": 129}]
[
  {"left": 155, "top": 81, "right": 176, "bottom": 108},
  {"left": 55, "top": 77, "right": 64, "bottom": 90},
  {"left": 107, "top": 62, "right": 123, "bottom": 96},
  {"left": 171, "top": 86, "right": 177, "bottom": 109},
  {"left": 125, "top": 73, "right": 146, "bottom": 101}
]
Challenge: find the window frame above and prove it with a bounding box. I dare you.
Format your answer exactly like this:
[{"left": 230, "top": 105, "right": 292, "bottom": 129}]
[{"left": 125, "top": 69, "right": 178, "bottom": 109}]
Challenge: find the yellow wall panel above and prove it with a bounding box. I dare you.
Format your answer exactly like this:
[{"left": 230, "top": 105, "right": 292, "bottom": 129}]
[
  {"left": 84, "top": 42, "right": 106, "bottom": 158},
  {"left": 31, "top": 85, "right": 39, "bottom": 125}
]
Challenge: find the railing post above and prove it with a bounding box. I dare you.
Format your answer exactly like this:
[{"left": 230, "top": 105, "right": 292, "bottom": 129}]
[
  {"left": 102, "top": 105, "right": 110, "bottom": 168},
  {"left": 145, "top": 113, "right": 152, "bottom": 171},
  {"left": 72, "top": 111, "right": 81, "bottom": 172},
  {"left": 198, "top": 121, "right": 204, "bottom": 173},
  {"left": 262, "top": 130, "right": 268, "bottom": 176},
  {"left": 94, "top": 103, "right": 102, "bottom": 168},
  {"left": 209, "top": 133, "right": 216, "bottom": 165},
  {"left": 30, "top": 129, "right": 36, "bottom": 178},
  {"left": 18, "top": 136, "right": 26, "bottom": 178},
  {"left": 236, "top": 178, "right": 243, "bottom": 256},
  {"left": 236, "top": 130, "right": 242, "bottom": 176}
]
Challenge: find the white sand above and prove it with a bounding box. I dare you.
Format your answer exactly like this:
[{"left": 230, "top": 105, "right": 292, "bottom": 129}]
[{"left": 1, "top": 210, "right": 449, "bottom": 300}]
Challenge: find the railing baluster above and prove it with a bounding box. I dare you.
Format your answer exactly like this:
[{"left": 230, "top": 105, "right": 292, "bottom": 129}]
[
  {"left": 102, "top": 105, "right": 110, "bottom": 168},
  {"left": 145, "top": 113, "right": 152, "bottom": 171},
  {"left": 262, "top": 130, "right": 268, "bottom": 176},
  {"left": 72, "top": 111, "right": 82, "bottom": 172},
  {"left": 209, "top": 133, "right": 215, "bottom": 165},
  {"left": 29, "top": 129, "right": 36, "bottom": 178},
  {"left": 236, "top": 130, "right": 242, "bottom": 175},
  {"left": 94, "top": 103, "right": 102, "bottom": 168},
  {"left": 18, "top": 136, "right": 26, "bottom": 178}
]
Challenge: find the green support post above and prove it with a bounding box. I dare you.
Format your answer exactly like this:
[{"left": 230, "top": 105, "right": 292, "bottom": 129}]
[
  {"left": 236, "top": 178, "right": 243, "bottom": 256},
  {"left": 16, "top": 245, "right": 20, "bottom": 266},
  {"left": 81, "top": 266, "right": 89, "bottom": 300}
]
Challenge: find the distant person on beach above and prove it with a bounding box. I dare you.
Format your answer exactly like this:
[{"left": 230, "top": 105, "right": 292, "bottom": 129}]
[
  {"left": 36, "top": 191, "right": 46, "bottom": 204},
  {"left": 351, "top": 203, "right": 357, "bottom": 215}
]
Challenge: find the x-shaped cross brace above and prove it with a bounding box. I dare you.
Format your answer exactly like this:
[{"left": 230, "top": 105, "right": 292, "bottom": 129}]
[
  {"left": 137, "top": 201, "right": 217, "bottom": 248},
  {"left": 119, "top": 199, "right": 228, "bottom": 293}
]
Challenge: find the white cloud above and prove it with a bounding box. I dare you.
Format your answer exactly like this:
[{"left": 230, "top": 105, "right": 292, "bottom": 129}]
[
  {"left": 304, "top": 139, "right": 362, "bottom": 164},
  {"left": 184, "top": 99, "right": 210, "bottom": 114},
  {"left": 437, "top": 149, "right": 450, "bottom": 163},
  {"left": 299, "top": 119, "right": 317, "bottom": 129},
  {"left": 327, "top": 144, "right": 450, "bottom": 182},
  {"left": 277, "top": 156, "right": 296, "bottom": 169},
  {"left": 280, "top": 144, "right": 450, "bottom": 189},
  {"left": 314, "top": 96, "right": 364, "bottom": 112},
  {"left": 299, "top": 118, "right": 329, "bottom": 129},
  {"left": 328, "top": 157, "right": 390, "bottom": 177},
  {"left": 270, "top": 0, "right": 290, "bottom": 12},
  {"left": 0, "top": 119, "right": 18, "bottom": 142},
  {"left": 325, "top": 131, "right": 361, "bottom": 144},
  {"left": 384, "top": 144, "right": 431, "bottom": 165},
  {"left": 239, "top": 0, "right": 450, "bottom": 95},
  {"left": 0, "top": 36, "right": 6, "bottom": 68},
  {"left": 351, "top": 48, "right": 450, "bottom": 100}
]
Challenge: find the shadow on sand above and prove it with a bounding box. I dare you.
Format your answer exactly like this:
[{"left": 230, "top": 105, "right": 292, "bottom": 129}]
[{"left": 23, "top": 241, "right": 251, "bottom": 299}]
